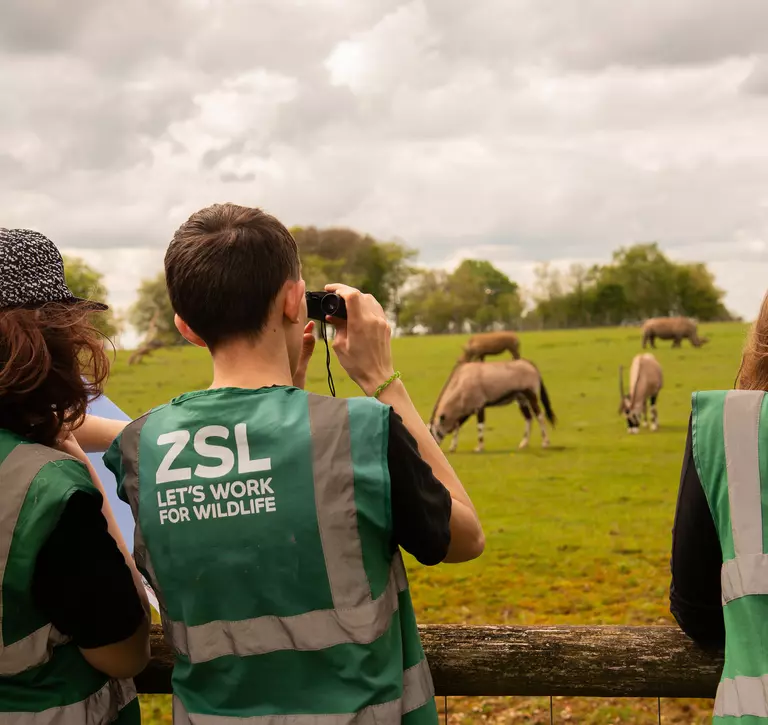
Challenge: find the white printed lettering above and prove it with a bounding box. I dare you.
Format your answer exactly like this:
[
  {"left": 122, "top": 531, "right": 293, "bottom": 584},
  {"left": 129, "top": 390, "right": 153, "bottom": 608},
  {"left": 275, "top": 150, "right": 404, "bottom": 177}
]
[
  {"left": 179, "top": 507, "right": 190, "bottom": 522},
  {"left": 265, "top": 497, "right": 276, "bottom": 512},
  {"left": 260, "top": 478, "right": 274, "bottom": 495},
  {"left": 156, "top": 431, "right": 192, "bottom": 484},
  {"left": 194, "top": 426, "right": 235, "bottom": 478},
  {"left": 194, "top": 504, "right": 212, "bottom": 520},
  {"left": 235, "top": 424, "right": 271, "bottom": 474},
  {"left": 230, "top": 481, "right": 246, "bottom": 498},
  {"left": 157, "top": 491, "right": 167, "bottom": 508},
  {"left": 216, "top": 502, "right": 228, "bottom": 518},
  {"left": 239, "top": 500, "right": 251, "bottom": 516},
  {"left": 210, "top": 482, "right": 230, "bottom": 500},
  {"left": 192, "top": 485, "right": 205, "bottom": 503}
]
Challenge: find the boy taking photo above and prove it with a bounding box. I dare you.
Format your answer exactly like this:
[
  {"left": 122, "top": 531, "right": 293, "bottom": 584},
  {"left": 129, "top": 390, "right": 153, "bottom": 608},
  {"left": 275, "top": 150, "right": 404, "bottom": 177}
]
[{"left": 104, "top": 203, "right": 484, "bottom": 724}]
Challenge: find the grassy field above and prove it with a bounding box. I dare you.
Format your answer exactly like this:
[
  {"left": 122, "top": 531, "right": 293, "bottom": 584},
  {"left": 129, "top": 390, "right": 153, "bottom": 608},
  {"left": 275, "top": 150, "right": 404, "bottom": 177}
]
[{"left": 104, "top": 321, "right": 749, "bottom": 724}]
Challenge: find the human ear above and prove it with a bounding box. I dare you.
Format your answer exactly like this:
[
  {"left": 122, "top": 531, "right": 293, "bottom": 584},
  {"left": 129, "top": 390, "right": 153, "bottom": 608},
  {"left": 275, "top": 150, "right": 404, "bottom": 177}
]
[
  {"left": 174, "top": 314, "right": 207, "bottom": 348},
  {"left": 283, "top": 278, "right": 306, "bottom": 325}
]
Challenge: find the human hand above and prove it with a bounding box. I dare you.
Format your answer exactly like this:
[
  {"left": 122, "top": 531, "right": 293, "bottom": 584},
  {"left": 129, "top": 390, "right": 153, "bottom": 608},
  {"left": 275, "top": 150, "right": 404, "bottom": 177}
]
[
  {"left": 54, "top": 428, "right": 90, "bottom": 464},
  {"left": 323, "top": 283, "right": 394, "bottom": 396},
  {"left": 292, "top": 321, "right": 316, "bottom": 390}
]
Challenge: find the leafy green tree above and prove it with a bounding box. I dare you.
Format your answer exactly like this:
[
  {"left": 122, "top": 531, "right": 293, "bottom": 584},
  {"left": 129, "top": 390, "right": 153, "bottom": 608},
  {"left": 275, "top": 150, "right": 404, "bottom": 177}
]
[
  {"left": 527, "top": 242, "right": 733, "bottom": 328},
  {"left": 129, "top": 273, "right": 183, "bottom": 345},
  {"left": 674, "top": 263, "right": 730, "bottom": 320},
  {"left": 63, "top": 256, "right": 120, "bottom": 338},
  {"left": 601, "top": 243, "right": 678, "bottom": 318},
  {"left": 591, "top": 282, "right": 628, "bottom": 325},
  {"left": 399, "top": 260, "right": 523, "bottom": 333},
  {"left": 292, "top": 226, "right": 417, "bottom": 316}
]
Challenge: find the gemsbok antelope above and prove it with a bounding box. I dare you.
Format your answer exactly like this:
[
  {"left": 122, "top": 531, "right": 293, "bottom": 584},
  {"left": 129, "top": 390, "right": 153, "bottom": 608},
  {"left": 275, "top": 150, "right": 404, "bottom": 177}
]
[
  {"left": 619, "top": 353, "right": 663, "bottom": 433},
  {"left": 429, "top": 359, "right": 556, "bottom": 452}
]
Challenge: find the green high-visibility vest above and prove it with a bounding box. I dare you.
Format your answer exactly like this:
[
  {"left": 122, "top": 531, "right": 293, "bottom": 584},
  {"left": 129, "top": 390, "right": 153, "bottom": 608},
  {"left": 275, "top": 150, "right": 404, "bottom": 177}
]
[
  {"left": 693, "top": 389, "right": 768, "bottom": 723},
  {"left": 0, "top": 430, "right": 139, "bottom": 724},
  {"left": 104, "top": 386, "right": 437, "bottom": 724}
]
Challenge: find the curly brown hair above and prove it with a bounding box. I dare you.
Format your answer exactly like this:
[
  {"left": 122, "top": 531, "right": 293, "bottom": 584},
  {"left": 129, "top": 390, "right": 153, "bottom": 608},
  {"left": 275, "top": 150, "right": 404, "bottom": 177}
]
[
  {"left": 736, "top": 292, "right": 768, "bottom": 390},
  {"left": 0, "top": 303, "right": 110, "bottom": 446}
]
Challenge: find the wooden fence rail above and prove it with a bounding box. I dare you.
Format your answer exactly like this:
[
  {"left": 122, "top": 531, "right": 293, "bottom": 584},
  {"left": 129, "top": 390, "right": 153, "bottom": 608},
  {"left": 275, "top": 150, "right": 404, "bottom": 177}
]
[{"left": 135, "top": 623, "right": 723, "bottom": 699}]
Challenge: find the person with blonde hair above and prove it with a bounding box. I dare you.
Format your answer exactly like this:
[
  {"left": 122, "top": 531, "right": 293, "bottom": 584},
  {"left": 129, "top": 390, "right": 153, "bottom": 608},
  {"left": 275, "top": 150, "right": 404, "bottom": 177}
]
[
  {"left": 0, "top": 229, "right": 150, "bottom": 723},
  {"left": 671, "top": 294, "right": 768, "bottom": 722}
]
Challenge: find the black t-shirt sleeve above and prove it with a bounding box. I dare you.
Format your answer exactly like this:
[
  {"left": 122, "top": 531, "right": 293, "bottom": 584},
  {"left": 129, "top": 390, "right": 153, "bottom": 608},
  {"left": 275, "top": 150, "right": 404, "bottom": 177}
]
[
  {"left": 669, "top": 414, "right": 725, "bottom": 649},
  {"left": 387, "top": 409, "right": 452, "bottom": 566},
  {"left": 32, "top": 490, "right": 146, "bottom": 650}
]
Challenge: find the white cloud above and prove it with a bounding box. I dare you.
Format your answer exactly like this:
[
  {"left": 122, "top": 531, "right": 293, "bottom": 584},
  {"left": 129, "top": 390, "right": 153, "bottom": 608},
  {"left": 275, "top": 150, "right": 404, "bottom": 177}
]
[{"left": 4, "top": 0, "right": 768, "bottom": 333}]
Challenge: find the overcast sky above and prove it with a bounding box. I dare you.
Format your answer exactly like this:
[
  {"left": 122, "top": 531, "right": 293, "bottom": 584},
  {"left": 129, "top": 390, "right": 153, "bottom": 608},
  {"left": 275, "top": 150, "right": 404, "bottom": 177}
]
[{"left": 3, "top": 0, "right": 768, "bottom": 344}]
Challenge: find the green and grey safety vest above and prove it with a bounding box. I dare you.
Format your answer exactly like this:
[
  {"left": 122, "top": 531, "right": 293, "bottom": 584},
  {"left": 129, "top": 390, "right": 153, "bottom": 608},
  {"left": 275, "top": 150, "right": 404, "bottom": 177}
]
[
  {"left": 693, "top": 389, "right": 768, "bottom": 723},
  {"left": 0, "top": 430, "right": 139, "bottom": 724},
  {"left": 104, "top": 386, "right": 437, "bottom": 724}
]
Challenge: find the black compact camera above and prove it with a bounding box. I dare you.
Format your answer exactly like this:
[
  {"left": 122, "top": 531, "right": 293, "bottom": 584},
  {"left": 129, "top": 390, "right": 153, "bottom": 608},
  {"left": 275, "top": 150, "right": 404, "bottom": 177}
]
[{"left": 306, "top": 291, "right": 347, "bottom": 321}]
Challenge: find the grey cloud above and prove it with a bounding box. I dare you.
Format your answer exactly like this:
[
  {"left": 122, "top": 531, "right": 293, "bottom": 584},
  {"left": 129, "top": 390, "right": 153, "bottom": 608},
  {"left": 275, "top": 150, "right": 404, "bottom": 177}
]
[
  {"left": 741, "top": 56, "right": 768, "bottom": 95},
  {"left": 0, "top": 0, "right": 94, "bottom": 53},
  {"left": 220, "top": 171, "right": 256, "bottom": 183},
  {"left": 2, "top": 0, "right": 768, "bottom": 325},
  {"left": 202, "top": 139, "right": 248, "bottom": 170},
  {"left": 271, "top": 75, "right": 361, "bottom": 148},
  {"left": 428, "top": 0, "right": 768, "bottom": 71}
]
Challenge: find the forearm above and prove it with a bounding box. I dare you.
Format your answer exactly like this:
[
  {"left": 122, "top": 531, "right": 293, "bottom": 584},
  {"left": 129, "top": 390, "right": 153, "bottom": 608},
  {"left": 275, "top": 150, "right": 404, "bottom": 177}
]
[
  {"left": 377, "top": 379, "right": 484, "bottom": 561},
  {"left": 378, "top": 381, "right": 472, "bottom": 507},
  {"left": 74, "top": 416, "right": 128, "bottom": 452}
]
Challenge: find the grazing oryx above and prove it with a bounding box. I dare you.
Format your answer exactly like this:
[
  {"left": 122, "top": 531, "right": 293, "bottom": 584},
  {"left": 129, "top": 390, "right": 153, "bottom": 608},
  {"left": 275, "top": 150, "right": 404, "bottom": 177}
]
[
  {"left": 619, "top": 353, "right": 663, "bottom": 433},
  {"left": 641, "top": 316, "right": 708, "bottom": 349},
  {"left": 429, "top": 359, "right": 556, "bottom": 452},
  {"left": 460, "top": 330, "right": 521, "bottom": 362}
]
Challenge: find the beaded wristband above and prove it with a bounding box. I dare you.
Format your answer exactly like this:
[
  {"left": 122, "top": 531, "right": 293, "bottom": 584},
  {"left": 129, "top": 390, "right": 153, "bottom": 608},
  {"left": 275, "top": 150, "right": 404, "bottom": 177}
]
[{"left": 373, "top": 371, "right": 401, "bottom": 398}]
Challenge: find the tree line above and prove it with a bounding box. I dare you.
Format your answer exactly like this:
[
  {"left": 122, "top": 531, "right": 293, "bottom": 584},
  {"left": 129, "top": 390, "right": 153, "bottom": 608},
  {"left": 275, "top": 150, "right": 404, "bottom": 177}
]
[
  {"left": 63, "top": 235, "right": 734, "bottom": 347},
  {"left": 525, "top": 243, "right": 734, "bottom": 330}
]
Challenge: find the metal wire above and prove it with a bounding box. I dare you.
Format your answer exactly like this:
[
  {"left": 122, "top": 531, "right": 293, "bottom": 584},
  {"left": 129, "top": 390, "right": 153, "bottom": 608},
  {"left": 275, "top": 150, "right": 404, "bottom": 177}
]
[
  {"left": 658, "top": 697, "right": 662, "bottom": 725},
  {"left": 550, "top": 696, "right": 554, "bottom": 724},
  {"left": 444, "top": 696, "right": 448, "bottom": 725}
]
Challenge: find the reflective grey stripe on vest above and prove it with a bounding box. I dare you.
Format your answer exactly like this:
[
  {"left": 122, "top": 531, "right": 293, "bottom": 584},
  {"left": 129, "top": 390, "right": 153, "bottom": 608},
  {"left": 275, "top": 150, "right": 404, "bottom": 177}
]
[
  {"left": 721, "top": 390, "right": 768, "bottom": 603},
  {"left": 308, "top": 395, "right": 371, "bottom": 609},
  {"left": 171, "top": 657, "right": 434, "bottom": 724},
  {"left": 136, "top": 394, "right": 410, "bottom": 662},
  {"left": 167, "top": 553, "right": 408, "bottom": 664},
  {"left": 0, "top": 444, "right": 73, "bottom": 675},
  {"left": 120, "top": 413, "right": 167, "bottom": 614},
  {"left": 0, "top": 677, "right": 137, "bottom": 725},
  {"left": 715, "top": 674, "right": 768, "bottom": 718}
]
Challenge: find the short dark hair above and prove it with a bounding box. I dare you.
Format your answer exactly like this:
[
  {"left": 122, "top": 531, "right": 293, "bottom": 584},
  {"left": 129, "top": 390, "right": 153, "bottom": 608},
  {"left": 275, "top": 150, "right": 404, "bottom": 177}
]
[
  {"left": 0, "top": 303, "right": 110, "bottom": 446},
  {"left": 165, "top": 203, "right": 300, "bottom": 349}
]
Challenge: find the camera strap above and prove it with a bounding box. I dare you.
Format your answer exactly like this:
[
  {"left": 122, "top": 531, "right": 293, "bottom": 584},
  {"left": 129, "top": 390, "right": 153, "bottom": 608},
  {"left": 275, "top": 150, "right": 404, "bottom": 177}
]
[{"left": 320, "top": 320, "right": 336, "bottom": 397}]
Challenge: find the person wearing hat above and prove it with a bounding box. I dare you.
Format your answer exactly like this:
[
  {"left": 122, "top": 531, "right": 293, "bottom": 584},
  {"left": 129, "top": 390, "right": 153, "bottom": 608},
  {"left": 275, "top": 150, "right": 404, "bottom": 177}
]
[{"left": 0, "top": 229, "right": 150, "bottom": 723}]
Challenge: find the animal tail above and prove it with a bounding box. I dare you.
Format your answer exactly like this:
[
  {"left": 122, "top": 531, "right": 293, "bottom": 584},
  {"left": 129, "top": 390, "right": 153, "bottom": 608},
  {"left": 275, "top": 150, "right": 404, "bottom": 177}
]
[{"left": 539, "top": 377, "right": 556, "bottom": 426}]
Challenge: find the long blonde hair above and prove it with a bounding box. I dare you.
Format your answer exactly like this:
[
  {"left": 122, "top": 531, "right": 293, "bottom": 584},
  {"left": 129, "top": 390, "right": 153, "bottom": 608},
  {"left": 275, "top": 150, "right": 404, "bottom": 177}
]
[{"left": 737, "top": 292, "right": 768, "bottom": 390}]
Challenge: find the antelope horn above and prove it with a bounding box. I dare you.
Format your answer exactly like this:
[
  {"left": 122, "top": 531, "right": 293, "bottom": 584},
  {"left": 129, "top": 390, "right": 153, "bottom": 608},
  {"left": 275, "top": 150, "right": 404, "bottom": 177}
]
[{"left": 619, "top": 365, "right": 625, "bottom": 400}]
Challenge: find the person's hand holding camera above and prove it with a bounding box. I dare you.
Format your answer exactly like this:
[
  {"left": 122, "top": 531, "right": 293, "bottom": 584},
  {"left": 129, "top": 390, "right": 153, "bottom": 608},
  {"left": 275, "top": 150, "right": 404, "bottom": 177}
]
[{"left": 324, "top": 283, "right": 394, "bottom": 396}]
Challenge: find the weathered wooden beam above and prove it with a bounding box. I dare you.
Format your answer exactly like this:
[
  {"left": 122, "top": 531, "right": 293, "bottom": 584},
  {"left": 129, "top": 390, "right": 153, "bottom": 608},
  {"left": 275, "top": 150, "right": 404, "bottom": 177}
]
[{"left": 134, "top": 623, "right": 723, "bottom": 699}]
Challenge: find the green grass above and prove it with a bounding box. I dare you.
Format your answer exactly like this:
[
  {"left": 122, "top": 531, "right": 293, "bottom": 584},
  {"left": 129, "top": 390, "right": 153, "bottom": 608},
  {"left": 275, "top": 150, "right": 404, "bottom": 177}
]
[{"left": 104, "top": 322, "right": 748, "bottom": 724}]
